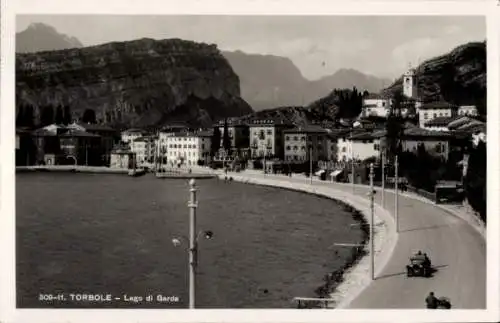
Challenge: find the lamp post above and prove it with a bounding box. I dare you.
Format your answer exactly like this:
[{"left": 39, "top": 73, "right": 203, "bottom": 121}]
[
  {"left": 395, "top": 155, "right": 399, "bottom": 233},
  {"left": 350, "top": 132, "right": 355, "bottom": 193},
  {"left": 369, "top": 163, "right": 375, "bottom": 280},
  {"left": 381, "top": 153, "right": 385, "bottom": 208},
  {"left": 309, "top": 146, "right": 313, "bottom": 185},
  {"left": 172, "top": 179, "right": 214, "bottom": 308}
]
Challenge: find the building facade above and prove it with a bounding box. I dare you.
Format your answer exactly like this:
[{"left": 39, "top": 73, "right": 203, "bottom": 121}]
[
  {"left": 361, "top": 93, "right": 392, "bottom": 118},
  {"left": 249, "top": 118, "right": 293, "bottom": 159},
  {"left": 418, "top": 101, "right": 458, "bottom": 128},
  {"left": 166, "top": 132, "right": 212, "bottom": 166},
  {"left": 131, "top": 136, "right": 156, "bottom": 165},
  {"left": 121, "top": 129, "right": 147, "bottom": 144},
  {"left": 458, "top": 105, "right": 478, "bottom": 116},
  {"left": 283, "top": 126, "right": 328, "bottom": 163},
  {"left": 215, "top": 119, "right": 250, "bottom": 156}
]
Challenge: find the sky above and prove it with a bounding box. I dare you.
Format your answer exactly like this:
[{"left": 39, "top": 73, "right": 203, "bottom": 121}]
[{"left": 16, "top": 15, "right": 485, "bottom": 80}]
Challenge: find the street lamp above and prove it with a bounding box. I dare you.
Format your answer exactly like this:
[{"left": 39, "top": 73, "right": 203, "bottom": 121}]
[
  {"left": 172, "top": 179, "right": 214, "bottom": 308},
  {"left": 367, "top": 163, "right": 375, "bottom": 280}
]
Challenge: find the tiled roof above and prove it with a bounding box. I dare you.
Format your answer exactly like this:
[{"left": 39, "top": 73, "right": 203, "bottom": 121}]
[
  {"left": 364, "top": 92, "right": 392, "bottom": 100},
  {"left": 77, "top": 123, "right": 116, "bottom": 132},
  {"left": 424, "top": 116, "right": 456, "bottom": 127},
  {"left": 283, "top": 125, "right": 327, "bottom": 134},
  {"left": 248, "top": 117, "right": 293, "bottom": 126},
  {"left": 59, "top": 129, "right": 100, "bottom": 138},
  {"left": 419, "top": 101, "right": 458, "bottom": 110},
  {"left": 403, "top": 127, "right": 453, "bottom": 138}
]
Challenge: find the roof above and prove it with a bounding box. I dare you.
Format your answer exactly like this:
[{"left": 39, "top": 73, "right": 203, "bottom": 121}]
[
  {"left": 364, "top": 92, "right": 392, "bottom": 100},
  {"left": 447, "top": 116, "right": 477, "bottom": 129},
  {"left": 59, "top": 129, "right": 100, "bottom": 138},
  {"left": 419, "top": 101, "right": 458, "bottom": 110},
  {"left": 32, "top": 128, "right": 58, "bottom": 137},
  {"left": 248, "top": 117, "right": 293, "bottom": 127},
  {"left": 424, "top": 116, "right": 456, "bottom": 127},
  {"left": 76, "top": 123, "right": 116, "bottom": 132},
  {"left": 326, "top": 128, "right": 352, "bottom": 138},
  {"left": 283, "top": 125, "right": 327, "bottom": 134},
  {"left": 350, "top": 132, "right": 378, "bottom": 141},
  {"left": 403, "top": 127, "right": 453, "bottom": 139},
  {"left": 214, "top": 119, "right": 248, "bottom": 127},
  {"left": 122, "top": 128, "right": 146, "bottom": 134},
  {"left": 16, "top": 127, "right": 32, "bottom": 135}
]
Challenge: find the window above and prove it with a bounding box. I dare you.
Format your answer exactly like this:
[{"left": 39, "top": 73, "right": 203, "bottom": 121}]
[
  {"left": 374, "top": 143, "right": 380, "bottom": 151},
  {"left": 267, "top": 130, "right": 272, "bottom": 135},
  {"left": 293, "top": 146, "right": 298, "bottom": 151},
  {"left": 433, "top": 113, "right": 437, "bottom": 118},
  {"left": 301, "top": 136, "right": 306, "bottom": 141},
  {"left": 286, "top": 146, "right": 291, "bottom": 150},
  {"left": 342, "top": 147, "right": 346, "bottom": 152},
  {"left": 424, "top": 113, "right": 428, "bottom": 119},
  {"left": 293, "top": 136, "right": 298, "bottom": 141},
  {"left": 435, "top": 144, "right": 442, "bottom": 153},
  {"left": 285, "top": 136, "right": 290, "bottom": 141}
]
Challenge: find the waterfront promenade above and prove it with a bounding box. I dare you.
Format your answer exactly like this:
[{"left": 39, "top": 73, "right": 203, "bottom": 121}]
[{"left": 226, "top": 170, "right": 486, "bottom": 309}]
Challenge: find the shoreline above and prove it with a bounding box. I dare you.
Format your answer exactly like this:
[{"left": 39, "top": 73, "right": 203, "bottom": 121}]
[
  {"left": 15, "top": 166, "right": 217, "bottom": 179},
  {"left": 219, "top": 173, "right": 397, "bottom": 309}
]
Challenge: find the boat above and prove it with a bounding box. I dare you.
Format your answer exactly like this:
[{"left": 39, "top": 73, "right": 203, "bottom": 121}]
[{"left": 128, "top": 168, "right": 146, "bottom": 177}]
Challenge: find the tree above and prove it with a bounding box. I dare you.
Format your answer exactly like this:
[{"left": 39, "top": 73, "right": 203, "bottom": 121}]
[
  {"left": 385, "top": 91, "right": 405, "bottom": 161},
  {"left": 82, "top": 108, "right": 97, "bottom": 124},
  {"left": 211, "top": 126, "right": 221, "bottom": 157},
  {"left": 23, "top": 105, "right": 35, "bottom": 128},
  {"left": 40, "top": 105, "right": 55, "bottom": 127},
  {"left": 464, "top": 141, "right": 486, "bottom": 222},
  {"left": 222, "top": 118, "right": 231, "bottom": 152},
  {"left": 16, "top": 105, "right": 25, "bottom": 127},
  {"left": 55, "top": 106, "right": 64, "bottom": 124},
  {"left": 63, "top": 105, "right": 72, "bottom": 125}
]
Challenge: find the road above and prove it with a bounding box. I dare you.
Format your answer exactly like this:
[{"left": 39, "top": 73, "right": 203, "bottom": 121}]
[{"left": 238, "top": 172, "right": 486, "bottom": 309}]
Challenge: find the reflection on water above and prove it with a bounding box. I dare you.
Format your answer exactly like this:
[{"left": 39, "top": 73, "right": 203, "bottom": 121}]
[{"left": 16, "top": 173, "right": 363, "bottom": 308}]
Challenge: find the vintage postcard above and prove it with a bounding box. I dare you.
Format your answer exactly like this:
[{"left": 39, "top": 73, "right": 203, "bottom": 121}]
[{"left": 1, "top": 0, "right": 498, "bottom": 322}]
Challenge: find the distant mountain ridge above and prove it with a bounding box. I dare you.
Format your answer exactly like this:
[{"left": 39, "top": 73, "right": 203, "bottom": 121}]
[
  {"left": 16, "top": 23, "right": 84, "bottom": 53},
  {"left": 16, "top": 23, "right": 392, "bottom": 112},
  {"left": 222, "top": 50, "right": 392, "bottom": 111},
  {"left": 384, "top": 41, "right": 486, "bottom": 116}
]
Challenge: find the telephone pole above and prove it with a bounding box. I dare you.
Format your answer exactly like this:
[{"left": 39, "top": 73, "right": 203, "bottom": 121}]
[{"left": 369, "top": 163, "right": 375, "bottom": 280}]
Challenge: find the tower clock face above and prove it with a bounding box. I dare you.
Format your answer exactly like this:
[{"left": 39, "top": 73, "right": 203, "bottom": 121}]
[{"left": 405, "top": 77, "right": 410, "bottom": 84}]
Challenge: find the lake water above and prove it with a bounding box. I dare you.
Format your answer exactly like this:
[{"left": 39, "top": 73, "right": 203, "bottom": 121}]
[{"left": 16, "top": 173, "right": 364, "bottom": 308}]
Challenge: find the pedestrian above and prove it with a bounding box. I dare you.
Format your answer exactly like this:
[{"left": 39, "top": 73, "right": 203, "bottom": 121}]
[{"left": 425, "top": 292, "right": 438, "bottom": 309}]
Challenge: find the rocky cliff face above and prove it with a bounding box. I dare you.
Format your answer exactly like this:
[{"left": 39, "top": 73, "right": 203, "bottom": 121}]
[
  {"left": 385, "top": 41, "right": 486, "bottom": 115},
  {"left": 16, "top": 38, "right": 253, "bottom": 129}
]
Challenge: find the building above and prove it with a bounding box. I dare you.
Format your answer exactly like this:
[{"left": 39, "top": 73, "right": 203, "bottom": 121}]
[
  {"left": 121, "top": 128, "right": 147, "bottom": 144},
  {"left": 402, "top": 67, "right": 418, "bottom": 99},
  {"left": 349, "top": 131, "right": 384, "bottom": 161},
  {"left": 417, "top": 101, "right": 458, "bottom": 128},
  {"left": 361, "top": 93, "right": 392, "bottom": 118},
  {"left": 131, "top": 136, "right": 156, "bottom": 165},
  {"left": 165, "top": 131, "right": 212, "bottom": 167},
  {"left": 156, "top": 125, "right": 189, "bottom": 162},
  {"left": 400, "top": 128, "right": 452, "bottom": 160},
  {"left": 16, "top": 128, "right": 35, "bottom": 166},
  {"left": 283, "top": 125, "right": 328, "bottom": 163},
  {"left": 69, "top": 122, "right": 118, "bottom": 165},
  {"left": 58, "top": 129, "right": 102, "bottom": 165},
  {"left": 214, "top": 119, "right": 250, "bottom": 156},
  {"left": 458, "top": 105, "right": 478, "bottom": 116},
  {"left": 249, "top": 118, "right": 294, "bottom": 159},
  {"left": 110, "top": 149, "right": 136, "bottom": 169},
  {"left": 423, "top": 116, "right": 456, "bottom": 132},
  {"left": 31, "top": 124, "right": 103, "bottom": 165}
]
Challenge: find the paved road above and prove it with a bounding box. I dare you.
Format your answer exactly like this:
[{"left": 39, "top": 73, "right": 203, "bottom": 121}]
[{"left": 239, "top": 172, "right": 486, "bottom": 309}]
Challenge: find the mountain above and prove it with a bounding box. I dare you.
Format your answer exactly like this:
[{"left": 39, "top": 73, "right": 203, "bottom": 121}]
[
  {"left": 222, "top": 51, "right": 391, "bottom": 111},
  {"left": 16, "top": 23, "right": 84, "bottom": 53},
  {"left": 16, "top": 38, "right": 253, "bottom": 129},
  {"left": 384, "top": 41, "right": 486, "bottom": 116}
]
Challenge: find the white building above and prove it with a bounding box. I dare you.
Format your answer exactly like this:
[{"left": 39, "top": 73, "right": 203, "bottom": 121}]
[
  {"left": 121, "top": 129, "right": 147, "bottom": 145},
  {"left": 403, "top": 67, "right": 418, "bottom": 99},
  {"left": 418, "top": 101, "right": 457, "bottom": 128},
  {"left": 348, "top": 131, "right": 383, "bottom": 161},
  {"left": 400, "top": 128, "right": 451, "bottom": 160},
  {"left": 166, "top": 132, "right": 212, "bottom": 167},
  {"left": 130, "top": 136, "right": 156, "bottom": 165},
  {"left": 458, "top": 105, "right": 478, "bottom": 117},
  {"left": 361, "top": 93, "right": 392, "bottom": 118}
]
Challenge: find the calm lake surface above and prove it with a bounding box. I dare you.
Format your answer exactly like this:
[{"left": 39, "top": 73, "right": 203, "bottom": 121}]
[{"left": 16, "top": 173, "right": 363, "bottom": 308}]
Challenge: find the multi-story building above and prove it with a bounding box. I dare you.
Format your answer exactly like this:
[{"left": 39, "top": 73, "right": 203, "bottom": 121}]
[
  {"left": 249, "top": 118, "right": 294, "bottom": 159},
  {"left": 121, "top": 128, "right": 147, "bottom": 144},
  {"left": 418, "top": 101, "right": 458, "bottom": 128},
  {"left": 214, "top": 119, "right": 250, "bottom": 156},
  {"left": 361, "top": 93, "right": 392, "bottom": 118},
  {"left": 458, "top": 105, "right": 478, "bottom": 117},
  {"left": 69, "top": 122, "right": 118, "bottom": 165},
  {"left": 156, "top": 125, "right": 189, "bottom": 161},
  {"left": 283, "top": 125, "right": 328, "bottom": 163},
  {"left": 399, "top": 128, "right": 452, "bottom": 160},
  {"left": 166, "top": 131, "right": 212, "bottom": 167},
  {"left": 131, "top": 136, "right": 156, "bottom": 165},
  {"left": 349, "top": 131, "right": 384, "bottom": 161}
]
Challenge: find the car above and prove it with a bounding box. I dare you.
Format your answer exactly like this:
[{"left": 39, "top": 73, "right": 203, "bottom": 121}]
[
  {"left": 406, "top": 254, "right": 432, "bottom": 277},
  {"left": 436, "top": 297, "right": 452, "bottom": 309}
]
